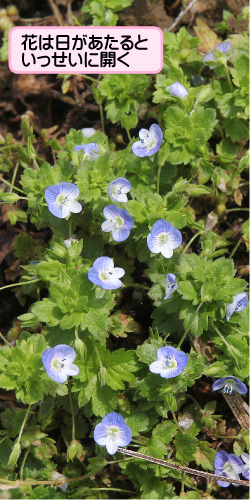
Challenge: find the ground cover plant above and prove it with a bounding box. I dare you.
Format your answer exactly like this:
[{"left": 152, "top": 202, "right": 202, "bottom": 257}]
[{"left": 0, "top": 1, "right": 249, "bottom": 499}]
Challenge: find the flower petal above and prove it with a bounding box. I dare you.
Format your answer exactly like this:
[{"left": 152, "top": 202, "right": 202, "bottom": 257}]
[
  {"left": 45, "top": 185, "right": 60, "bottom": 205},
  {"left": 94, "top": 423, "right": 108, "bottom": 445},
  {"left": 113, "top": 267, "right": 125, "bottom": 279},
  {"left": 151, "top": 220, "right": 174, "bottom": 236},
  {"left": 132, "top": 141, "right": 151, "bottom": 158},
  {"left": 103, "top": 205, "right": 120, "bottom": 219},
  {"left": 64, "top": 200, "right": 82, "bottom": 214},
  {"left": 147, "top": 234, "right": 161, "bottom": 254},
  {"left": 101, "top": 412, "right": 126, "bottom": 427},
  {"left": 117, "top": 425, "right": 132, "bottom": 447},
  {"left": 161, "top": 245, "right": 174, "bottom": 259},
  {"left": 228, "top": 454, "right": 244, "bottom": 474},
  {"left": 112, "top": 228, "right": 130, "bottom": 242},
  {"left": 55, "top": 345, "right": 77, "bottom": 364},
  {"left": 93, "top": 257, "right": 114, "bottom": 272},
  {"left": 105, "top": 438, "right": 119, "bottom": 455},
  {"left": 60, "top": 182, "right": 80, "bottom": 200},
  {"left": 149, "top": 360, "right": 165, "bottom": 374},
  {"left": 214, "top": 450, "right": 228, "bottom": 470},
  {"left": 65, "top": 363, "right": 79, "bottom": 377},
  {"left": 168, "top": 228, "right": 182, "bottom": 249}
]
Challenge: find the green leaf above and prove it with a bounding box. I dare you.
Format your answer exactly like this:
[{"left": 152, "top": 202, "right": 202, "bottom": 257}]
[
  {"left": 174, "top": 431, "right": 198, "bottom": 464},
  {"left": 194, "top": 441, "right": 216, "bottom": 471}
]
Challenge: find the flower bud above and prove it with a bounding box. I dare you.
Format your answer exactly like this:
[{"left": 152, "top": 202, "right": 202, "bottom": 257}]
[{"left": 167, "top": 81, "right": 188, "bottom": 99}]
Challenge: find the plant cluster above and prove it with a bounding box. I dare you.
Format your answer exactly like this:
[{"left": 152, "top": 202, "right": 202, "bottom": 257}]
[{"left": 0, "top": 8, "right": 249, "bottom": 499}]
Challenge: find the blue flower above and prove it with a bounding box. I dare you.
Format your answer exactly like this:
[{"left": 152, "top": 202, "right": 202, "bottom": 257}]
[
  {"left": 147, "top": 220, "right": 182, "bottom": 258},
  {"left": 109, "top": 177, "right": 131, "bottom": 203},
  {"left": 214, "top": 450, "right": 244, "bottom": 487},
  {"left": 132, "top": 124, "right": 163, "bottom": 157},
  {"left": 164, "top": 273, "right": 178, "bottom": 300},
  {"left": 203, "top": 41, "right": 234, "bottom": 66},
  {"left": 241, "top": 452, "right": 250, "bottom": 480},
  {"left": 45, "top": 182, "right": 82, "bottom": 219},
  {"left": 94, "top": 412, "right": 132, "bottom": 455},
  {"left": 74, "top": 142, "right": 99, "bottom": 160},
  {"left": 212, "top": 376, "right": 248, "bottom": 395},
  {"left": 167, "top": 81, "right": 188, "bottom": 98},
  {"left": 88, "top": 256, "right": 125, "bottom": 290},
  {"left": 42, "top": 344, "right": 79, "bottom": 383},
  {"left": 81, "top": 128, "right": 96, "bottom": 138},
  {"left": 149, "top": 346, "right": 188, "bottom": 379},
  {"left": 101, "top": 205, "right": 134, "bottom": 242},
  {"left": 226, "top": 292, "right": 248, "bottom": 321}
]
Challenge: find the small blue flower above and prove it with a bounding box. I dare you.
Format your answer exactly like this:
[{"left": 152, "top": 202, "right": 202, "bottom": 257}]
[
  {"left": 109, "top": 177, "right": 131, "bottom": 203},
  {"left": 203, "top": 41, "right": 234, "bottom": 66},
  {"left": 149, "top": 346, "right": 188, "bottom": 379},
  {"left": 101, "top": 205, "right": 134, "bottom": 242},
  {"left": 147, "top": 220, "right": 182, "bottom": 258},
  {"left": 74, "top": 142, "right": 99, "bottom": 160},
  {"left": 45, "top": 182, "right": 82, "bottom": 219},
  {"left": 81, "top": 128, "right": 96, "bottom": 138},
  {"left": 132, "top": 124, "right": 163, "bottom": 157},
  {"left": 214, "top": 450, "right": 244, "bottom": 487},
  {"left": 226, "top": 292, "right": 248, "bottom": 321},
  {"left": 241, "top": 452, "right": 250, "bottom": 480},
  {"left": 94, "top": 412, "right": 132, "bottom": 455},
  {"left": 164, "top": 273, "right": 178, "bottom": 300},
  {"left": 212, "top": 376, "right": 248, "bottom": 395},
  {"left": 88, "top": 256, "right": 125, "bottom": 290},
  {"left": 167, "top": 81, "right": 188, "bottom": 98},
  {"left": 42, "top": 344, "right": 79, "bottom": 383}
]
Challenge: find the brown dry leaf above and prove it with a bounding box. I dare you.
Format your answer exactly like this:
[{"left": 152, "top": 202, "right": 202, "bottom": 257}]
[
  {"left": 194, "top": 19, "right": 221, "bottom": 54},
  {"left": 234, "top": 188, "right": 243, "bottom": 206}
]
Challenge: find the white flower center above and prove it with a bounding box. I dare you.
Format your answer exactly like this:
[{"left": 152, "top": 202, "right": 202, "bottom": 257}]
[
  {"left": 56, "top": 193, "right": 69, "bottom": 206},
  {"left": 107, "top": 425, "right": 120, "bottom": 439},
  {"left": 52, "top": 356, "right": 66, "bottom": 370},
  {"left": 113, "top": 185, "right": 122, "bottom": 196},
  {"left": 165, "top": 356, "right": 177, "bottom": 369},
  {"left": 223, "top": 461, "right": 234, "bottom": 475},
  {"left": 141, "top": 133, "right": 157, "bottom": 149},
  {"left": 222, "top": 380, "right": 235, "bottom": 394},
  {"left": 157, "top": 232, "right": 169, "bottom": 246},
  {"left": 99, "top": 270, "right": 113, "bottom": 282}
]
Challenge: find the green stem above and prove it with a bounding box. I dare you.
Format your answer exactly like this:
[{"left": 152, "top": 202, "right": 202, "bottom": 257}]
[
  {"left": 186, "top": 394, "right": 202, "bottom": 413},
  {"left": 20, "top": 446, "right": 30, "bottom": 480},
  {"left": 0, "top": 332, "right": 13, "bottom": 348},
  {"left": 213, "top": 324, "right": 231, "bottom": 350},
  {"left": 0, "top": 279, "right": 40, "bottom": 292},
  {"left": 0, "top": 178, "right": 25, "bottom": 193},
  {"left": 157, "top": 165, "right": 162, "bottom": 195},
  {"left": 33, "top": 159, "right": 40, "bottom": 171},
  {"left": 229, "top": 237, "right": 242, "bottom": 259},
  {"left": 10, "top": 162, "right": 20, "bottom": 193},
  {"left": 178, "top": 302, "right": 203, "bottom": 348},
  {"left": 226, "top": 208, "right": 249, "bottom": 213},
  {"left": 99, "top": 101, "right": 105, "bottom": 134},
  {"left": 17, "top": 405, "right": 32, "bottom": 446},
  {"left": 225, "top": 66, "right": 234, "bottom": 92},
  {"left": 182, "top": 231, "right": 204, "bottom": 254},
  {"left": 126, "top": 129, "right": 131, "bottom": 142},
  {"left": 82, "top": 75, "right": 99, "bottom": 84},
  {"left": 68, "top": 381, "right": 75, "bottom": 442}
]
